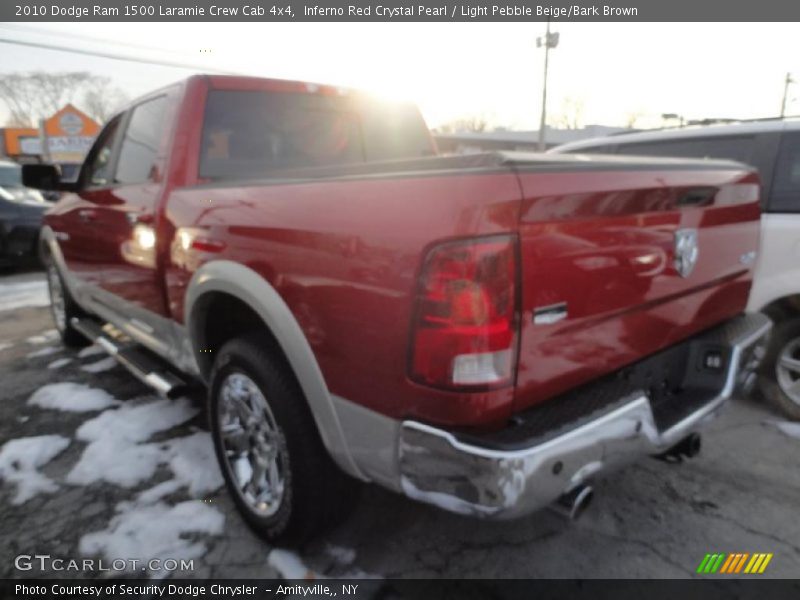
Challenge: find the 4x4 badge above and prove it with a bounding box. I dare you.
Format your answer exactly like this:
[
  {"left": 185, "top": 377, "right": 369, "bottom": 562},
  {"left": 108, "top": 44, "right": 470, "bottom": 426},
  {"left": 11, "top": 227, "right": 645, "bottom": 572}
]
[{"left": 674, "top": 228, "right": 699, "bottom": 278}]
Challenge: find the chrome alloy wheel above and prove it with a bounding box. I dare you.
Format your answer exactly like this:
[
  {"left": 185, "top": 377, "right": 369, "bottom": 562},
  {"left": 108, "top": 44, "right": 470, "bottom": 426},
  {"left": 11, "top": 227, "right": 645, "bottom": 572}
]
[
  {"left": 217, "top": 372, "right": 287, "bottom": 517},
  {"left": 776, "top": 337, "right": 800, "bottom": 407},
  {"left": 47, "top": 263, "right": 66, "bottom": 332}
]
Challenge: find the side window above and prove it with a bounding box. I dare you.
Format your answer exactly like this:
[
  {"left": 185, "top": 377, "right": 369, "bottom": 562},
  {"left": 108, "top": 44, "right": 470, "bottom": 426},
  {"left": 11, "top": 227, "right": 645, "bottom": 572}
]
[
  {"left": 115, "top": 96, "right": 168, "bottom": 185},
  {"left": 769, "top": 132, "right": 800, "bottom": 213},
  {"left": 82, "top": 116, "right": 122, "bottom": 188}
]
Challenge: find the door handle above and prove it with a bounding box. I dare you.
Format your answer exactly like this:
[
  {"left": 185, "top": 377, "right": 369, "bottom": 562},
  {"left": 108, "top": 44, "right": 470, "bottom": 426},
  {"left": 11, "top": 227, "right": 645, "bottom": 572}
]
[{"left": 78, "top": 209, "right": 98, "bottom": 223}]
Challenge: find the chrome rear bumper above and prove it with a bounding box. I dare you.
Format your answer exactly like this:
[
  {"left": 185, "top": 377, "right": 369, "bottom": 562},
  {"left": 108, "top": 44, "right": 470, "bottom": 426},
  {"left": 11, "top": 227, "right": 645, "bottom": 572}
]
[{"left": 398, "top": 313, "right": 771, "bottom": 519}]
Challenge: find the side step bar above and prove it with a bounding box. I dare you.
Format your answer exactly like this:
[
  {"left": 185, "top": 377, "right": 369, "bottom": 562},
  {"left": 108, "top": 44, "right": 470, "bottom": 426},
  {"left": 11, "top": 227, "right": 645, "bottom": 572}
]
[{"left": 70, "top": 317, "right": 188, "bottom": 398}]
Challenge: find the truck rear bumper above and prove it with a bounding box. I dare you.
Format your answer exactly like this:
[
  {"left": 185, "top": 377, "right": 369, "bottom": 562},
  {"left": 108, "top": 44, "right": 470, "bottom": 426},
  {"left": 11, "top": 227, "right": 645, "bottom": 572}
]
[{"left": 398, "top": 312, "right": 771, "bottom": 519}]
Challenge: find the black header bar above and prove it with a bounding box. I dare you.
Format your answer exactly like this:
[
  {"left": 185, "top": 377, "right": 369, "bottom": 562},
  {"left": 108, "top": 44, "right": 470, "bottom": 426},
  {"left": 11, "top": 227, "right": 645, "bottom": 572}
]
[{"left": 3, "top": 0, "right": 800, "bottom": 22}]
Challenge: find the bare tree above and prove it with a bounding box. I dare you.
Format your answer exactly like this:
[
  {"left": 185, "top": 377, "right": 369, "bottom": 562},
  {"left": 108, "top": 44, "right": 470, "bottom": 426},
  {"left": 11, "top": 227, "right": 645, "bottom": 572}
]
[
  {"left": 552, "top": 96, "right": 585, "bottom": 130},
  {"left": 82, "top": 77, "right": 129, "bottom": 124},
  {"left": 0, "top": 71, "right": 107, "bottom": 126},
  {"left": 436, "top": 114, "right": 490, "bottom": 134},
  {"left": 4, "top": 113, "right": 30, "bottom": 127},
  {"left": 624, "top": 110, "right": 645, "bottom": 129}
]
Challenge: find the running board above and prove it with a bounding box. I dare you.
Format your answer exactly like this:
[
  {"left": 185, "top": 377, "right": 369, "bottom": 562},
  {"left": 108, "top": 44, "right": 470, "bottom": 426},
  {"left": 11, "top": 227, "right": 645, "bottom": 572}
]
[{"left": 70, "top": 317, "right": 188, "bottom": 398}]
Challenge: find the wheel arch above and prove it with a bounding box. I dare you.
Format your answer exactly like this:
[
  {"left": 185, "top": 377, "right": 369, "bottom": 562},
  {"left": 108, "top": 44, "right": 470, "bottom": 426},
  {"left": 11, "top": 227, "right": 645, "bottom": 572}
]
[
  {"left": 185, "top": 260, "right": 367, "bottom": 481},
  {"left": 758, "top": 294, "right": 800, "bottom": 324}
]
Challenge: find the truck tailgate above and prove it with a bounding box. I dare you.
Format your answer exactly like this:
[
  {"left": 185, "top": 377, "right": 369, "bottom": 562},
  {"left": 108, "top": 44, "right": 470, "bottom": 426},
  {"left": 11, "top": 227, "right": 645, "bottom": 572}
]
[{"left": 510, "top": 156, "right": 761, "bottom": 412}]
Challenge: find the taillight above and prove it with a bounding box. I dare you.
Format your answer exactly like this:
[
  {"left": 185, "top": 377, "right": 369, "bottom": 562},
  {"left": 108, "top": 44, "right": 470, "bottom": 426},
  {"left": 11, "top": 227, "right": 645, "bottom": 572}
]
[{"left": 409, "top": 235, "right": 519, "bottom": 390}]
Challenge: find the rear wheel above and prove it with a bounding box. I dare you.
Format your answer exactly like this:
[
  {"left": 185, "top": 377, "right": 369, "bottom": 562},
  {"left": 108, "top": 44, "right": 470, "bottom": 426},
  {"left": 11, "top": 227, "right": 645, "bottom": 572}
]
[
  {"left": 759, "top": 317, "right": 800, "bottom": 420},
  {"left": 45, "top": 260, "right": 89, "bottom": 348},
  {"left": 208, "top": 335, "right": 358, "bottom": 546}
]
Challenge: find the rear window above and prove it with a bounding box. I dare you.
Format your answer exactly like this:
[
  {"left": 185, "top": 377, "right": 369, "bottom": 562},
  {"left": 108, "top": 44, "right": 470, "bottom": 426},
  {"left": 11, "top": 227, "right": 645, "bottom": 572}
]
[{"left": 199, "top": 90, "right": 433, "bottom": 181}]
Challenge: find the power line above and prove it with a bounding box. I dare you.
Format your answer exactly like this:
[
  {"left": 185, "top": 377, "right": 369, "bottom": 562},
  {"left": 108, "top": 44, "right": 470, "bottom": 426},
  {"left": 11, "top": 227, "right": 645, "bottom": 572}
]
[
  {"left": 0, "top": 36, "right": 241, "bottom": 75},
  {"left": 0, "top": 23, "right": 192, "bottom": 58}
]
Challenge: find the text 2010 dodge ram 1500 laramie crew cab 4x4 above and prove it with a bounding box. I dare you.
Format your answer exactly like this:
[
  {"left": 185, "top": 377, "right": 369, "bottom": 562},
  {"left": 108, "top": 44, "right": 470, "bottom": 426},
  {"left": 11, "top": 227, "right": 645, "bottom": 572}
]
[{"left": 23, "top": 75, "right": 771, "bottom": 544}]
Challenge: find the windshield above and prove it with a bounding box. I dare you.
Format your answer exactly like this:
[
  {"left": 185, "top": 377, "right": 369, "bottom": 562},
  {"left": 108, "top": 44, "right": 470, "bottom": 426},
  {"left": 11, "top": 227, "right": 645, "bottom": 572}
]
[{"left": 0, "top": 164, "right": 22, "bottom": 187}]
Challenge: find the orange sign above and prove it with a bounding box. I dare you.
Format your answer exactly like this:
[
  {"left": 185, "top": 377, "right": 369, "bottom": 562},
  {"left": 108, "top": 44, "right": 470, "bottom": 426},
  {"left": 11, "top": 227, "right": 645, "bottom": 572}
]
[{"left": 3, "top": 103, "right": 100, "bottom": 158}]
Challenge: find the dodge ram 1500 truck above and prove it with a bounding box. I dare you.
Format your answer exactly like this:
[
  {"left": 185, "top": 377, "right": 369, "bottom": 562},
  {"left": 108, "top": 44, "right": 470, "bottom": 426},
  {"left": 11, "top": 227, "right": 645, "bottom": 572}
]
[{"left": 23, "top": 75, "right": 772, "bottom": 545}]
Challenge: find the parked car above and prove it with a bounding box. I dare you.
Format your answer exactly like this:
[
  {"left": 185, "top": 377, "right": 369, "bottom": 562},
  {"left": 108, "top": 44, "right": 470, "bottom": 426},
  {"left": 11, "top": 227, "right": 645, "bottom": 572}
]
[
  {"left": 552, "top": 120, "right": 800, "bottom": 419},
  {"left": 0, "top": 159, "right": 48, "bottom": 269},
  {"left": 24, "top": 75, "right": 771, "bottom": 544}
]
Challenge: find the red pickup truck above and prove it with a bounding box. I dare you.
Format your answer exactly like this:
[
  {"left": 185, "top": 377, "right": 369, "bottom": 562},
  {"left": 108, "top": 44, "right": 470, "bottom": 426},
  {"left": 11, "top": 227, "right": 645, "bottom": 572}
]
[{"left": 24, "top": 75, "right": 771, "bottom": 545}]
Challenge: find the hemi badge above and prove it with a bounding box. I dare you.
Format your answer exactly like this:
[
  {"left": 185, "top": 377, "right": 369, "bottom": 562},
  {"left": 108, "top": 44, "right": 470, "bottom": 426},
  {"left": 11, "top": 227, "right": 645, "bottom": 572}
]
[{"left": 533, "top": 302, "right": 568, "bottom": 325}]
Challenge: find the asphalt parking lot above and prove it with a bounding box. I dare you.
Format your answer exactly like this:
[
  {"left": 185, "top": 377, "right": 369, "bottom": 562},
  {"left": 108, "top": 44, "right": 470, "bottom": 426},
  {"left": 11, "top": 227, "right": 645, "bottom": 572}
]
[{"left": 1, "top": 270, "right": 799, "bottom": 582}]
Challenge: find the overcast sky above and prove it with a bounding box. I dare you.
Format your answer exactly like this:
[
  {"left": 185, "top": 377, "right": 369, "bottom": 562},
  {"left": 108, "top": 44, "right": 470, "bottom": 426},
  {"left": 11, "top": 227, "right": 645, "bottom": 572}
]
[{"left": 0, "top": 22, "right": 798, "bottom": 130}]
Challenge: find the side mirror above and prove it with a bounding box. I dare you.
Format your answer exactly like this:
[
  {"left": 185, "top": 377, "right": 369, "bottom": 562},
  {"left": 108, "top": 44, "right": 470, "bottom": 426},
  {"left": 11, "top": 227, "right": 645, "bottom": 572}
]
[{"left": 22, "top": 164, "right": 76, "bottom": 192}]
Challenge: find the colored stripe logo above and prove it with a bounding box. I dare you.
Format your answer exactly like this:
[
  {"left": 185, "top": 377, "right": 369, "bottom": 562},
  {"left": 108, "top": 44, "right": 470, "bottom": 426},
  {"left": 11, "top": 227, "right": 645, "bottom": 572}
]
[{"left": 696, "top": 553, "right": 773, "bottom": 574}]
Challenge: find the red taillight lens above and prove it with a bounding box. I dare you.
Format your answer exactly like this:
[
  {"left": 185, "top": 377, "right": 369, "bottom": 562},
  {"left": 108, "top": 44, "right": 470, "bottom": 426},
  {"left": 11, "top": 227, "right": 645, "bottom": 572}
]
[{"left": 409, "top": 235, "right": 519, "bottom": 390}]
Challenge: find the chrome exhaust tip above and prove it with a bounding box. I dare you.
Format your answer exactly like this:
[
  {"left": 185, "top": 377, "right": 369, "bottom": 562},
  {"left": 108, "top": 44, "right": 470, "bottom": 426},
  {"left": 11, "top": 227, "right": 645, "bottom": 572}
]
[
  {"left": 682, "top": 432, "right": 702, "bottom": 458},
  {"left": 551, "top": 484, "right": 594, "bottom": 521},
  {"left": 657, "top": 433, "right": 702, "bottom": 462}
]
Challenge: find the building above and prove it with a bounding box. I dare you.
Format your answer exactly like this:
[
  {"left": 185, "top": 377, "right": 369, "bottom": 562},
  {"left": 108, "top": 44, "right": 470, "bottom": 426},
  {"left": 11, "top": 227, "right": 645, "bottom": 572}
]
[
  {"left": 0, "top": 104, "right": 100, "bottom": 180},
  {"left": 434, "top": 125, "right": 633, "bottom": 154}
]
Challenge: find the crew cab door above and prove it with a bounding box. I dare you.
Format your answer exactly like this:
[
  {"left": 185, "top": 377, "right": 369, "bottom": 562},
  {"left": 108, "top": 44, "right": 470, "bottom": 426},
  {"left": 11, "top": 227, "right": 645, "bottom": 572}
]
[
  {"left": 73, "top": 92, "right": 176, "bottom": 345},
  {"left": 54, "top": 114, "right": 124, "bottom": 287}
]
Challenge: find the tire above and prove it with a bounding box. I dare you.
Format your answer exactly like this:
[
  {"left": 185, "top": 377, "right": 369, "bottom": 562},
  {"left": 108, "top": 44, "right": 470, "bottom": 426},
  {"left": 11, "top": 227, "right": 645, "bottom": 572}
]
[
  {"left": 759, "top": 317, "right": 800, "bottom": 421},
  {"left": 208, "top": 334, "right": 359, "bottom": 546},
  {"left": 44, "top": 259, "right": 90, "bottom": 348}
]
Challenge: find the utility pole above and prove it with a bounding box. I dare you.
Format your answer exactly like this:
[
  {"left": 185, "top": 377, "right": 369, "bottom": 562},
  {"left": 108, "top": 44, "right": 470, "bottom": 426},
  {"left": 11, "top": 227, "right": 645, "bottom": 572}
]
[
  {"left": 37, "top": 118, "right": 51, "bottom": 163},
  {"left": 537, "top": 21, "right": 559, "bottom": 151},
  {"left": 780, "top": 72, "right": 794, "bottom": 118}
]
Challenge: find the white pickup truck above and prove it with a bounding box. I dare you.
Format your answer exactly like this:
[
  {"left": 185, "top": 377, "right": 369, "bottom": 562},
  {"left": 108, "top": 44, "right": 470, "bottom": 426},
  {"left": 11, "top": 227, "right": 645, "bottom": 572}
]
[{"left": 553, "top": 120, "right": 800, "bottom": 419}]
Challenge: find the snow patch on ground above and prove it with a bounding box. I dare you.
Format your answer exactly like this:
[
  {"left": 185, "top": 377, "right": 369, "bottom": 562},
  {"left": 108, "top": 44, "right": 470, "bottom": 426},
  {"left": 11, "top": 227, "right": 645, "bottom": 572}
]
[
  {"left": 69, "top": 436, "right": 164, "bottom": 488},
  {"left": 74, "top": 421, "right": 225, "bottom": 576},
  {"left": 67, "top": 398, "right": 222, "bottom": 495},
  {"left": 80, "top": 356, "right": 117, "bottom": 373},
  {"left": 0, "top": 280, "right": 49, "bottom": 312},
  {"left": 162, "top": 432, "right": 225, "bottom": 497},
  {"left": 119, "top": 431, "right": 225, "bottom": 502},
  {"left": 0, "top": 341, "right": 12, "bottom": 352},
  {"left": 76, "top": 416, "right": 225, "bottom": 576},
  {"left": 47, "top": 358, "right": 73, "bottom": 370},
  {"left": 0, "top": 435, "right": 71, "bottom": 504},
  {"left": 16, "top": 388, "right": 224, "bottom": 575},
  {"left": 767, "top": 420, "right": 800, "bottom": 439},
  {"left": 75, "top": 397, "right": 198, "bottom": 444},
  {"left": 29, "top": 383, "right": 120, "bottom": 412},
  {"left": 326, "top": 545, "right": 356, "bottom": 566},
  {"left": 79, "top": 500, "right": 224, "bottom": 576},
  {"left": 78, "top": 344, "right": 105, "bottom": 358},
  {"left": 26, "top": 329, "right": 59, "bottom": 345},
  {"left": 267, "top": 547, "right": 379, "bottom": 580},
  {"left": 27, "top": 346, "right": 60, "bottom": 358},
  {"left": 268, "top": 549, "right": 320, "bottom": 579},
  {"left": 136, "top": 479, "right": 184, "bottom": 504}
]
